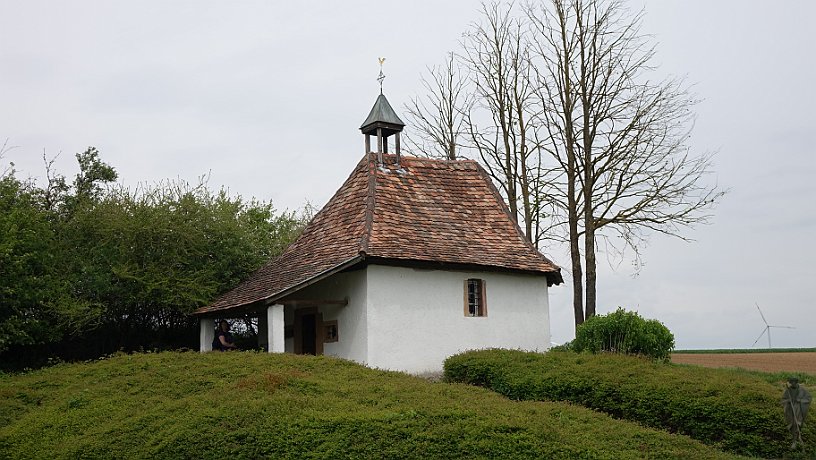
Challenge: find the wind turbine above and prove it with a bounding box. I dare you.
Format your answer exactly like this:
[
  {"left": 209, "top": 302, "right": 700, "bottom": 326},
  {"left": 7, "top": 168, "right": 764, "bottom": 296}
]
[{"left": 751, "top": 303, "right": 795, "bottom": 348}]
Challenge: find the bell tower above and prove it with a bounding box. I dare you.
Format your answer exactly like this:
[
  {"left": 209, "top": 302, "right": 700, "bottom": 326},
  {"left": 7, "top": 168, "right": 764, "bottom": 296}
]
[{"left": 360, "top": 58, "right": 405, "bottom": 164}]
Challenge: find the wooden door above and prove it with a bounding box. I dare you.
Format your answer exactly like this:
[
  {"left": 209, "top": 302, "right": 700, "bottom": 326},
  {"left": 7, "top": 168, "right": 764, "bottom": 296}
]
[{"left": 294, "top": 308, "right": 324, "bottom": 355}]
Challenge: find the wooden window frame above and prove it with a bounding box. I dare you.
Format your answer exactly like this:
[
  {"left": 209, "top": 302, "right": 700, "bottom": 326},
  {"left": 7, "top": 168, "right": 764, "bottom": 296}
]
[
  {"left": 464, "top": 278, "right": 487, "bottom": 317},
  {"left": 324, "top": 320, "right": 339, "bottom": 343}
]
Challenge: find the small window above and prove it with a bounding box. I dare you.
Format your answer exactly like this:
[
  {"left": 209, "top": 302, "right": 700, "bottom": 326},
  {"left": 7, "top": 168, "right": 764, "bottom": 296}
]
[
  {"left": 324, "top": 320, "right": 339, "bottom": 343},
  {"left": 464, "top": 279, "right": 487, "bottom": 317}
]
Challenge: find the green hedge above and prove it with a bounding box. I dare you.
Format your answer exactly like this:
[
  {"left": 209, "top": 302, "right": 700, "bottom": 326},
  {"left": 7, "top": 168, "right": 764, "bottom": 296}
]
[
  {"left": 573, "top": 308, "right": 674, "bottom": 360},
  {"left": 444, "top": 349, "right": 815, "bottom": 459},
  {"left": 0, "top": 351, "right": 741, "bottom": 459}
]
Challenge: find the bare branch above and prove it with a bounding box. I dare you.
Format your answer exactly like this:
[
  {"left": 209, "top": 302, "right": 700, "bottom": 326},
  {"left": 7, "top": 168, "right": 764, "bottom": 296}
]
[
  {"left": 526, "top": 0, "right": 724, "bottom": 322},
  {"left": 403, "top": 53, "right": 470, "bottom": 160},
  {"left": 410, "top": 0, "right": 725, "bottom": 328},
  {"left": 0, "top": 138, "right": 19, "bottom": 178}
]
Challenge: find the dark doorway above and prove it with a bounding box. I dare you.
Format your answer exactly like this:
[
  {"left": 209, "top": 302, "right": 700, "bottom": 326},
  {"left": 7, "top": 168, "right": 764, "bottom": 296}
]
[
  {"left": 301, "top": 313, "right": 317, "bottom": 355},
  {"left": 294, "top": 308, "right": 323, "bottom": 355}
]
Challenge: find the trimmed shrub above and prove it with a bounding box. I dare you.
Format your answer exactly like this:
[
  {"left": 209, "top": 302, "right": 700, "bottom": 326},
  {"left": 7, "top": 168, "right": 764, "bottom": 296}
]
[
  {"left": 573, "top": 308, "right": 674, "bottom": 361},
  {"left": 444, "top": 349, "right": 816, "bottom": 459},
  {"left": 0, "top": 352, "right": 739, "bottom": 459},
  {"left": 549, "top": 340, "right": 573, "bottom": 352}
]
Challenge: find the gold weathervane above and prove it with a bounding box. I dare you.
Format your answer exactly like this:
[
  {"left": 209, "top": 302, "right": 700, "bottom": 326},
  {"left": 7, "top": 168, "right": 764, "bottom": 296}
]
[{"left": 377, "top": 57, "right": 386, "bottom": 93}]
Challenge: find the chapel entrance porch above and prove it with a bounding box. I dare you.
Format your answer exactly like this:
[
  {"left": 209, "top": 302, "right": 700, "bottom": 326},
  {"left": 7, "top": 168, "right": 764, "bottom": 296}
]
[{"left": 198, "top": 298, "right": 346, "bottom": 354}]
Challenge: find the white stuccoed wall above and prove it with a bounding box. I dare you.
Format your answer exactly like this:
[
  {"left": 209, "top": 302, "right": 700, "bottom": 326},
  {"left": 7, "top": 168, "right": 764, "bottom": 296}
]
[
  {"left": 365, "top": 265, "right": 551, "bottom": 374},
  {"left": 274, "top": 264, "right": 550, "bottom": 374}
]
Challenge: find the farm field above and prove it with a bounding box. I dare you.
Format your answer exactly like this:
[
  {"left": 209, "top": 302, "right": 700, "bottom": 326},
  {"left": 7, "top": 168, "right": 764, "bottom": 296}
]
[{"left": 672, "top": 352, "right": 816, "bottom": 374}]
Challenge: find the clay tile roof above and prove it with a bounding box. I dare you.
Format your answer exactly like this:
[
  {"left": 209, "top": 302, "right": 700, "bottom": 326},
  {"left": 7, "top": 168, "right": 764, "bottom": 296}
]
[{"left": 193, "top": 153, "right": 561, "bottom": 316}]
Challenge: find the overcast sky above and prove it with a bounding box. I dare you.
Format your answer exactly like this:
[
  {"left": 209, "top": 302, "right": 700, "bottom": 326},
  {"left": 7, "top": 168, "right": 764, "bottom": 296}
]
[{"left": 1, "top": 1, "right": 813, "bottom": 349}]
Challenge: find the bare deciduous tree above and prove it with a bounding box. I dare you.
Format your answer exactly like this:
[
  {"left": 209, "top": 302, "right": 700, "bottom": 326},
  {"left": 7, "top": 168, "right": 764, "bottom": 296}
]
[
  {"left": 406, "top": 2, "right": 557, "bottom": 246},
  {"left": 406, "top": 0, "right": 724, "bottom": 330},
  {"left": 40, "top": 150, "right": 69, "bottom": 213},
  {"left": 461, "top": 2, "right": 527, "bottom": 226},
  {"left": 404, "top": 53, "right": 468, "bottom": 161},
  {"left": 527, "top": 0, "right": 725, "bottom": 324}
]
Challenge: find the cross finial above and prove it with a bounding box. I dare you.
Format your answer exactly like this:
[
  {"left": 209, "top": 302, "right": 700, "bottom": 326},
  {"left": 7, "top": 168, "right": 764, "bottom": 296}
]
[{"left": 377, "top": 57, "right": 386, "bottom": 94}]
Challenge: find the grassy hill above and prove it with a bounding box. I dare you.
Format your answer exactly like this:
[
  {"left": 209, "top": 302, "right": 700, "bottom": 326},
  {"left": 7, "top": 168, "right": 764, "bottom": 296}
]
[{"left": 0, "top": 351, "right": 743, "bottom": 459}]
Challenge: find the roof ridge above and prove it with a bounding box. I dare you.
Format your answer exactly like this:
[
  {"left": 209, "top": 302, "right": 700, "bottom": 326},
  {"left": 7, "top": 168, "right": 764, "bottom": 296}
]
[
  {"left": 358, "top": 153, "right": 376, "bottom": 255},
  {"left": 292, "top": 156, "right": 365, "bottom": 239},
  {"left": 379, "top": 152, "right": 480, "bottom": 165}
]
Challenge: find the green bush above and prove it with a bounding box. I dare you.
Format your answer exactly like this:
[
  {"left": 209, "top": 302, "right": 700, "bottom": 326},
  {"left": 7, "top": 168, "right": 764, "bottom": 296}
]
[
  {"left": 1, "top": 149, "right": 308, "bottom": 369},
  {"left": 444, "top": 349, "right": 815, "bottom": 459},
  {"left": 573, "top": 308, "right": 675, "bottom": 361},
  {"left": 549, "top": 340, "right": 573, "bottom": 352},
  {"left": 0, "top": 352, "right": 741, "bottom": 459}
]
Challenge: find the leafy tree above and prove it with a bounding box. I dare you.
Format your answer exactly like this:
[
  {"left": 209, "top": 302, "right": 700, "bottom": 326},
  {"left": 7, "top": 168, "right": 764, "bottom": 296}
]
[
  {"left": 72, "top": 147, "right": 117, "bottom": 201},
  {"left": 54, "top": 176, "right": 304, "bottom": 352},
  {"left": 0, "top": 145, "right": 99, "bottom": 353},
  {"left": 0, "top": 174, "right": 59, "bottom": 352},
  {"left": 0, "top": 147, "right": 305, "bottom": 364}
]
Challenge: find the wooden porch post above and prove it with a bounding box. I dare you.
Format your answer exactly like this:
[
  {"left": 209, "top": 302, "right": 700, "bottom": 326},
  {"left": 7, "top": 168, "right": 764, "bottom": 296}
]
[
  {"left": 376, "top": 128, "right": 383, "bottom": 165},
  {"left": 199, "top": 318, "right": 214, "bottom": 352},
  {"left": 267, "top": 304, "right": 285, "bottom": 353}
]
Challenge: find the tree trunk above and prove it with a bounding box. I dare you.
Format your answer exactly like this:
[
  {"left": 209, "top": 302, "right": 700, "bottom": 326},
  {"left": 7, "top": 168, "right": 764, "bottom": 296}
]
[
  {"left": 560, "top": 8, "right": 584, "bottom": 327},
  {"left": 569, "top": 184, "right": 584, "bottom": 326},
  {"left": 578, "top": 0, "right": 596, "bottom": 321},
  {"left": 583, "top": 195, "right": 597, "bottom": 320},
  {"left": 501, "top": 124, "right": 518, "bottom": 222},
  {"left": 517, "top": 105, "right": 533, "bottom": 242}
]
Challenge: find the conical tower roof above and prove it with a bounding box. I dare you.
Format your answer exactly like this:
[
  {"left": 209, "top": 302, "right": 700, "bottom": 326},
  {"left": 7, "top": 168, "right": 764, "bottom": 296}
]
[
  {"left": 194, "top": 154, "right": 562, "bottom": 316},
  {"left": 360, "top": 93, "right": 405, "bottom": 137}
]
